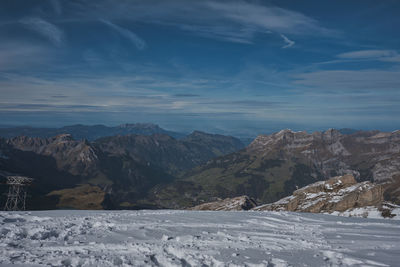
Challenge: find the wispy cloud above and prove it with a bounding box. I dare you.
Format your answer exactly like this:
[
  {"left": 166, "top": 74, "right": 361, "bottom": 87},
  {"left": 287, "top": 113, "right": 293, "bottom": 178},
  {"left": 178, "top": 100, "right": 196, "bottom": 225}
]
[
  {"left": 178, "top": 25, "right": 255, "bottom": 44},
  {"left": 19, "top": 17, "right": 64, "bottom": 46},
  {"left": 280, "top": 34, "right": 295, "bottom": 48},
  {"left": 0, "top": 103, "right": 105, "bottom": 112},
  {"left": 0, "top": 42, "right": 49, "bottom": 71},
  {"left": 100, "top": 19, "right": 146, "bottom": 50},
  {"left": 201, "top": 99, "right": 287, "bottom": 109},
  {"left": 293, "top": 69, "right": 400, "bottom": 91},
  {"left": 173, "top": 94, "right": 201, "bottom": 98},
  {"left": 337, "top": 49, "right": 400, "bottom": 62},
  {"left": 205, "top": 1, "right": 326, "bottom": 35},
  {"left": 50, "top": 0, "right": 62, "bottom": 16},
  {"left": 9, "top": 1, "right": 332, "bottom": 47},
  {"left": 2, "top": 0, "right": 397, "bottom": 133},
  {"left": 0, "top": 69, "right": 286, "bottom": 118},
  {"left": 65, "top": 0, "right": 331, "bottom": 45}
]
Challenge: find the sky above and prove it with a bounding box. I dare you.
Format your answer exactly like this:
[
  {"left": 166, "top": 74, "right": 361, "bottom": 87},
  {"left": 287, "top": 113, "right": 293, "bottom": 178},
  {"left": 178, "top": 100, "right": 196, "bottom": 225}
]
[{"left": 0, "top": 0, "right": 399, "bottom": 137}]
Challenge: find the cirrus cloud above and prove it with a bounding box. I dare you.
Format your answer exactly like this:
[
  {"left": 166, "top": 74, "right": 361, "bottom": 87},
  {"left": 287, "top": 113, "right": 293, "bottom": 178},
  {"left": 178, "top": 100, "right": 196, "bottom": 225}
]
[
  {"left": 19, "top": 17, "right": 64, "bottom": 46},
  {"left": 100, "top": 19, "right": 146, "bottom": 50},
  {"left": 337, "top": 50, "right": 400, "bottom": 62}
]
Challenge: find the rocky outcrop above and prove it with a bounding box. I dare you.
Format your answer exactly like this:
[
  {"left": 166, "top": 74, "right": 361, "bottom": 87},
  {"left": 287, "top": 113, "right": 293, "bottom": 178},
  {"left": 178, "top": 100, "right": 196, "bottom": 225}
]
[
  {"left": 253, "top": 175, "right": 384, "bottom": 213},
  {"left": 185, "top": 175, "right": 399, "bottom": 219},
  {"left": 190, "top": 196, "right": 257, "bottom": 211}
]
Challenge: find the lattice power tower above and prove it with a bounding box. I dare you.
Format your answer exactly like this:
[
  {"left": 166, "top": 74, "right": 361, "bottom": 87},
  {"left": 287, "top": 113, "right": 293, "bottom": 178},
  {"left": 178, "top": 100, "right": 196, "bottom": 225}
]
[{"left": 3, "top": 176, "right": 33, "bottom": 211}]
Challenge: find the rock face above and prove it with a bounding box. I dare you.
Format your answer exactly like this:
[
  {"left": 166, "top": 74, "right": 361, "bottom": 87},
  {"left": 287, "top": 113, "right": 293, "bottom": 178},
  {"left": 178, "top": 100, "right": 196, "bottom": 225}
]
[
  {"left": 253, "top": 175, "right": 384, "bottom": 213},
  {"left": 155, "top": 129, "right": 400, "bottom": 208},
  {"left": 248, "top": 129, "right": 400, "bottom": 183},
  {"left": 190, "top": 196, "right": 257, "bottom": 211},
  {"left": 7, "top": 134, "right": 100, "bottom": 176},
  {"left": 94, "top": 131, "right": 244, "bottom": 175}
]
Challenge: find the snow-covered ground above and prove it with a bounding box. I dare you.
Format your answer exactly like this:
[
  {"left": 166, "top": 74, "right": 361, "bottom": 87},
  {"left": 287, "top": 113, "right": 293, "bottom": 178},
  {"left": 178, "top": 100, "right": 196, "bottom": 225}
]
[{"left": 1, "top": 210, "right": 399, "bottom": 266}]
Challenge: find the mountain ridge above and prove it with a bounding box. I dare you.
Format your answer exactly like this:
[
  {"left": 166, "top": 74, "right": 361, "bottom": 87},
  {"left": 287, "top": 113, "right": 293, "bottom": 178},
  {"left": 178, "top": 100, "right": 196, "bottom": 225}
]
[
  {"left": 152, "top": 129, "right": 400, "bottom": 209},
  {"left": 0, "top": 131, "right": 245, "bottom": 209},
  {"left": 0, "top": 123, "right": 186, "bottom": 140}
]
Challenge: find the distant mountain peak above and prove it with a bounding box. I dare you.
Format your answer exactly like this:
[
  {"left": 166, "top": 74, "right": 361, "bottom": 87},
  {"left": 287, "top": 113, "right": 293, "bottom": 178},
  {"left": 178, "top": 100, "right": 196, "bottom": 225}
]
[
  {"left": 52, "top": 133, "right": 73, "bottom": 142},
  {"left": 249, "top": 128, "right": 344, "bottom": 150},
  {"left": 118, "top": 123, "right": 160, "bottom": 129},
  {"left": 322, "top": 128, "right": 342, "bottom": 139},
  {"left": 275, "top": 128, "right": 294, "bottom": 135},
  {"left": 188, "top": 130, "right": 210, "bottom": 137}
]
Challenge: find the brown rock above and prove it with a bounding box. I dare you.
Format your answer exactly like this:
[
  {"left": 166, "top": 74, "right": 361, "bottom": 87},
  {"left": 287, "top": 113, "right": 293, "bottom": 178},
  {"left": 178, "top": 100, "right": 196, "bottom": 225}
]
[
  {"left": 253, "top": 175, "right": 384, "bottom": 214},
  {"left": 190, "top": 196, "right": 257, "bottom": 211}
]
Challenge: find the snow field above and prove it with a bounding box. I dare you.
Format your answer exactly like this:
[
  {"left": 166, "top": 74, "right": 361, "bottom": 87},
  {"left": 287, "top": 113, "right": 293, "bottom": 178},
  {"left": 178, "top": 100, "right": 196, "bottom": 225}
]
[{"left": 0, "top": 210, "right": 399, "bottom": 266}]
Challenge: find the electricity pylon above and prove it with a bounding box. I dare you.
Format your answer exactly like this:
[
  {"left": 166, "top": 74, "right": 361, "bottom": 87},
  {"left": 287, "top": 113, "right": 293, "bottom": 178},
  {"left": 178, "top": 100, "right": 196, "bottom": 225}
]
[{"left": 3, "top": 176, "right": 33, "bottom": 211}]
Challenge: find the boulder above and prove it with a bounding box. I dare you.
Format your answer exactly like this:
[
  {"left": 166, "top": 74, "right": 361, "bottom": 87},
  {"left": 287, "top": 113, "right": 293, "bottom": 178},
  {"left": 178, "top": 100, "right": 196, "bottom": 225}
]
[{"left": 190, "top": 196, "right": 257, "bottom": 211}]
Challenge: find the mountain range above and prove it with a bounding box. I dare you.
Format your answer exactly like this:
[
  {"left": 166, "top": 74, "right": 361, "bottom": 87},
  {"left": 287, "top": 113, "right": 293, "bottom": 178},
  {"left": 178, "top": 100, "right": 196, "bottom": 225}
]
[
  {"left": 1, "top": 126, "right": 399, "bottom": 212},
  {"left": 0, "top": 129, "right": 244, "bottom": 209},
  {"left": 0, "top": 124, "right": 359, "bottom": 145},
  {"left": 0, "top": 123, "right": 186, "bottom": 140}
]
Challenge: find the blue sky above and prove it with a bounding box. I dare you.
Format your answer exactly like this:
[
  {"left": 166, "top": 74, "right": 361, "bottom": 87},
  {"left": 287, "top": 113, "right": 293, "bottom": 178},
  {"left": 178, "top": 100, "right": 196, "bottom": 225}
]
[{"left": 0, "top": 0, "right": 399, "bottom": 137}]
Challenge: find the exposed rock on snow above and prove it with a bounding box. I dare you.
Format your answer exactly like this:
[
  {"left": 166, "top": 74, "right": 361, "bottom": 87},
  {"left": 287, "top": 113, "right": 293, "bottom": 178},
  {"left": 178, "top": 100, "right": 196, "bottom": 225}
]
[
  {"left": 189, "top": 196, "right": 257, "bottom": 211},
  {"left": 253, "top": 175, "right": 387, "bottom": 215},
  {"left": 330, "top": 202, "right": 400, "bottom": 219},
  {"left": 186, "top": 175, "right": 400, "bottom": 220}
]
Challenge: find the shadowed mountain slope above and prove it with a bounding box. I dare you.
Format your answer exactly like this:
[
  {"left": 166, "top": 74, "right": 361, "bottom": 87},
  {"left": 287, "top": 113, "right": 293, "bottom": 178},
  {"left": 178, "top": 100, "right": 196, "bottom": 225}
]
[{"left": 0, "top": 132, "right": 244, "bottom": 209}]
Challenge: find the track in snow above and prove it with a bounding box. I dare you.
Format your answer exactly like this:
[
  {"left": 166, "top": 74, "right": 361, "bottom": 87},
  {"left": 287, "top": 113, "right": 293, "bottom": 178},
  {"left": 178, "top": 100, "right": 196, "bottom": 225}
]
[{"left": 0, "top": 210, "right": 399, "bottom": 266}]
